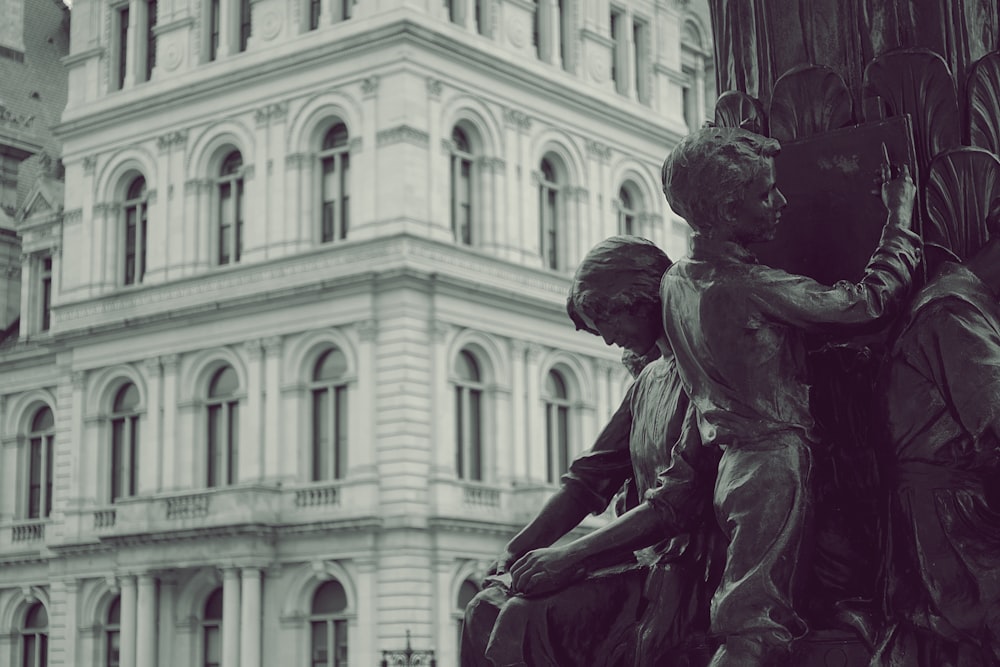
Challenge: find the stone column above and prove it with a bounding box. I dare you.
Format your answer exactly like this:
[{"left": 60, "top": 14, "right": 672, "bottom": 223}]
[
  {"left": 350, "top": 320, "right": 378, "bottom": 476},
  {"left": 240, "top": 568, "right": 262, "bottom": 667},
  {"left": 509, "top": 340, "right": 527, "bottom": 480},
  {"left": 160, "top": 355, "right": 179, "bottom": 490},
  {"left": 137, "top": 574, "right": 158, "bottom": 667},
  {"left": 241, "top": 339, "right": 264, "bottom": 481},
  {"left": 222, "top": 567, "right": 242, "bottom": 667},
  {"left": 624, "top": 10, "right": 637, "bottom": 99},
  {"left": 217, "top": 0, "right": 233, "bottom": 58},
  {"left": 121, "top": 575, "right": 138, "bottom": 667},
  {"left": 284, "top": 154, "right": 306, "bottom": 250},
  {"left": 157, "top": 577, "right": 176, "bottom": 667},
  {"left": 123, "top": 0, "right": 139, "bottom": 88},
  {"left": 142, "top": 358, "right": 162, "bottom": 493},
  {"left": 430, "top": 321, "right": 453, "bottom": 476},
  {"left": 525, "top": 344, "right": 545, "bottom": 482},
  {"left": 263, "top": 336, "right": 282, "bottom": 481}
]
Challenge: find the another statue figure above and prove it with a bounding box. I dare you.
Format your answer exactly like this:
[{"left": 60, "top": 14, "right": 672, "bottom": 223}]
[
  {"left": 659, "top": 126, "right": 920, "bottom": 666},
  {"left": 461, "top": 237, "right": 722, "bottom": 667},
  {"left": 872, "top": 219, "right": 1000, "bottom": 666}
]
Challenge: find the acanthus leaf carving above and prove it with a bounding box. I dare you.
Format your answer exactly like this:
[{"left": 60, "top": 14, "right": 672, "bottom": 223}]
[
  {"left": 769, "top": 65, "right": 853, "bottom": 143},
  {"left": 924, "top": 147, "right": 1000, "bottom": 266},
  {"left": 713, "top": 91, "right": 767, "bottom": 136},
  {"left": 968, "top": 52, "right": 1000, "bottom": 155}
]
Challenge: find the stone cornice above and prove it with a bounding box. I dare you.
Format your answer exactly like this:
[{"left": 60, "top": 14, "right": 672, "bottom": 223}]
[{"left": 55, "top": 17, "right": 683, "bottom": 149}]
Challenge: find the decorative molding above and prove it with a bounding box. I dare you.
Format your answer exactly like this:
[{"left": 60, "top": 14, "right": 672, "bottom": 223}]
[
  {"left": 157, "top": 130, "right": 189, "bottom": 152},
  {"left": 255, "top": 102, "right": 289, "bottom": 127},
  {"left": 243, "top": 338, "right": 265, "bottom": 359},
  {"left": 503, "top": 108, "right": 531, "bottom": 131},
  {"left": 258, "top": 10, "right": 283, "bottom": 40},
  {"left": 263, "top": 336, "right": 283, "bottom": 355},
  {"left": 82, "top": 156, "right": 98, "bottom": 175},
  {"left": 426, "top": 78, "right": 443, "bottom": 99},
  {"left": 526, "top": 343, "right": 544, "bottom": 362},
  {"left": 477, "top": 157, "right": 505, "bottom": 171},
  {"left": 62, "top": 208, "right": 83, "bottom": 224},
  {"left": 0, "top": 104, "right": 35, "bottom": 130},
  {"left": 349, "top": 137, "right": 362, "bottom": 152},
  {"left": 142, "top": 357, "right": 162, "bottom": 375},
  {"left": 376, "top": 125, "right": 430, "bottom": 147},
  {"left": 585, "top": 139, "right": 612, "bottom": 162},
  {"left": 361, "top": 76, "right": 379, "bottom": 98},
  {"left": 441, "top": 138, "right": 456, "bottom": 154},
  {"left": 285, "top": 153, "right": 307, "bottom": 168},
  {"left": 430, "top": 321, "right": 452, "bottom": 342},
  {"left": 71, "top": 371, "right": 87, "bottom": 389}
]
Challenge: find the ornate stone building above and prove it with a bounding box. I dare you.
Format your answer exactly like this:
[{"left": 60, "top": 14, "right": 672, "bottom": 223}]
[{"left": 0, "top": 0, "right": 710, "bottom": 664}]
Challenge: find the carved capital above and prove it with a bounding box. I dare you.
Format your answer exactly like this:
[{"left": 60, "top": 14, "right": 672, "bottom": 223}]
[
  {"left": 263, "top": 335, "right": 282, "bottom": 355},
  {"left": 160, "top": 353, "right": 180, "bottom": 373},
  {"left": 503, "top": 108, "right": 531, "bottom": 131},
  {"left": 82, "top": 155, "right": 97, "bottom": 175},
  {"left": 142, "top": 357, "right": 162, "bottom": 376},
  {"left": 431, "top": 321, "right": 452, "bottom": 342},
  {"left": 426, "top": 77, "right": 443, "bottom": 99},
  {"left": 377, "top": 125, "right": 430, "bottom": 147},
  {"left": 585, "top": 139, "right": 612, "bottom": 162},
  {"left": 71, "top": 371, "right": 87, "bottom": 390},
  {"left": 254, "top": 102, "right": 288, "bottom": 127},
  {"left": 356, "top": 319, "right": 378, "bottom": 342},
  {"left": 285, "top": 153, "right": 307, "bottom": 168},
  {"left": 243, "top": 338, "right": 264, "bottom": 359},
  {"left": 526, "top": 343, "right": 544, "bottom": 362},
  {"left": 361, "top": 76, "right": 379, "bottom": 98},
  {"left": 157, "top": 130, "right": 188, "bottom": 151}
]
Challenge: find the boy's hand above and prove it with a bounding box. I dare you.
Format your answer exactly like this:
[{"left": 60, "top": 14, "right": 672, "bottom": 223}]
[
  {"left": 508, "top": 546, "right": 585, "bottom": 597},
  {"left": 879, "top": 145, "right": 915, "bottom": 226},
  {"left": 485, "top": 549, "right": 517, "bottom": 578}
]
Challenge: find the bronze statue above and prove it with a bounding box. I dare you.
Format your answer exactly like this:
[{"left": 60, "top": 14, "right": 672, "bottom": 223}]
[
  {"left": 659, "top": 126, "right": 920, "bottom": 666},
  {"left": 872, "top": 151, "right": 1000, "bottom": 667},
  {"left": 461, "top": 237, "right": 722, "bottom": 667}
]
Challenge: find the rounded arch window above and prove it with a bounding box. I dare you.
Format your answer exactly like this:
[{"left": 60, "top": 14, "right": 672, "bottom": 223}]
[
  {"left": 105, "top": 595, "right": 121, "bottom": 667},
  {"left": 310, "top": 580, "right": 349, "bottom": 667},
  {"left": 311, "top": 348, "right": 349, "bottom": 482},
  {"left": 27, "top": 406, "right": 55, "bottom": 519},
  {"left": 216, "top": 150, "right": 244, "bottom": 266},
  {"left": 207, "top": 366, "right": 240, "bottom": 488},
  {"left": 122, "top": 171, "right": 149, "bottom": 287},
  {"left": 451, "top": 125, "right": 476, "bottom": 246},
  {"left": 543, "top": 369, "right": 571, "bottom": 483},
  {"left": 319, "top": 122, "right": 350, "bottom": 243},
  {"left": 618, "top": 182, "right": 643, "bottom": 236},
  {"left": 202, "top": 588, "right": 223, "bottom": 667},
  {"left": 110, "top": 382, "right": 141, "bottom": 502},
  {"left": 539, "top": 156, "right": 563, "bottom": 270},
  {"left": 21, "top": 601, "right": 48, "bottom": 667},
  {"left": 455, "top": 350, "right": 485, "bottom": 481}
]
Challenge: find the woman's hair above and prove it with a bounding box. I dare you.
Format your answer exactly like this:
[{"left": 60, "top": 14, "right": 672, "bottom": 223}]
[
  {"left": 567, "top": 236, "right": 672, "bottom": 330},
  {"left": 662, "top": 127, "right": 781, "bottom": 235}
]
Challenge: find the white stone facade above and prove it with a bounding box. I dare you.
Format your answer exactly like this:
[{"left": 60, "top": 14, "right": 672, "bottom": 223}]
[{"left": 0, "top": 0, "right": 710, "bottom": 664}]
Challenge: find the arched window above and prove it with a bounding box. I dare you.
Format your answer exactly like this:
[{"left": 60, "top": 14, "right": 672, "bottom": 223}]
[
  {"left": 122, "top": 175, "right": 148, "bottom": 286},
  {"left": 207, "top": 366, "right": 239, "bottom": 487},
  {"left": 618, "top": 186, "right": 636, "bottom": 235},
  {"left": 202, "top": 588, "right": 223, "bottom": 667},
  {"left": 310, "top": 580, "right": 349, "bottom": 667},
  {"left": 450, "top": 127, "right": 474, "bottom": 246},
  {"left": 105, "top": 596, "right": 121, "bottom": 667},
  {"left": 110, "top": 383, "right": 141, "bottom": 502},
  {"left": 311, "top": 348, "right": 348, "bottom": 481},
  {"left": 454, "top": 351, "right": 483, "bottom": 481},
  {"left": 309, "top": 0, "right": 321, "bottom": 29},
  {"left": 319, "top": 124, "right": 350, "bottom": 243},
  {"left": 21, "top": 602, "right": 48, "bottom": 667},
  {"left": 543, "top": 370, "right": 570, "bottom": 483},
  {"left": 27, "top": 406, "right": 54, "bottom": 519},
  {"left": 217, "top": 151, "right": 244, "bottom": 266},
  {"left": 239, "top": 0, "right": 251, "bottom": 51},
  {"left": 455, "top": 579, "right": 479, "bottom": 656},
  {"left": 538, "top": 157, "right": 561, "bottom": 270}
]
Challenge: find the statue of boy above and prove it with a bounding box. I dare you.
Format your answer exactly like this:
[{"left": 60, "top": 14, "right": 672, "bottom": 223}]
[
  {"left": 462, "top": 237, "right": 722, "bottom": 667},
  {"left": 659, "top": 126, "right": 920, "bottom": 666}
]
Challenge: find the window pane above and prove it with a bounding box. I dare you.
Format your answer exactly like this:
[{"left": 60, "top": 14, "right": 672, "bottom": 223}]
[
  {"left": 107, "top": 596, "right": 121, "bottom": 624},
  {"left": 228, "top": 404, "right": 239, "bottom": 485},
  {"left": 29, "top": 437, "right": 42, "bottom": 518},
  {"left": 32, "top": 407, "right": 54, "bottom": 432},
  {"left": 314, "top": 349, "right": 347, "bottom": 381},
  {"left": 558, "top": 405, "right": 569, "bottom": 476},
  {"left": 204, "top": 589, "right": 223, "bottom": 619},
  {"left": 456, "top": 351, "right": 480, "bottom": 382},
  {"left": 114, "top": 383, "right": 140, "bottom": 413},
  {"left": 209, "top": 367, "right": 238, "bottom": 397},
  {"left": 455, "top": 387, "right": 464, "bottom": 479},
  {"left": 312, "top": 580, "right": 348, "bottom": 614},
  {"left": 334, "top": 619, "right": 348, "bottom": 666},
  {"left": 219, "top": 182, "right": 231, "bottom": 264},
  {"left": 545, "top": 405, "right": 554, "bottom": 483},
  {"left": 313, "top": 388, "right": 330, "bottom": 482},
  {"left": 111, "top": 419, "right": 124, "bottom": 502},
  {"left": 107, "top": 630, "right": 121, "bottom": 667},
  {"left": 311, "top": 621, "right": 328, "bottom": 666},
  {"left": 204, "top": 625, "right": 221, "bottom": 667},
  {"left": 129, "top": 416, "right": 139, "bottom": 496},
  {"left": 207, "top": 405, "right": 221, "bottom": 487},
  {"left": 335, "top": 386, "right": 347, "bottom": 479},
  {"left": 23, "top": 634, "right": 35, "bottom": 667},
  {"left": 25, "top": 603, "right": 47, "bottom": 628},
  {"left": 470, "top": 389, "right": 482, "bottom": 481},
  {"left": 45, "top": 436, "right": 53, "bottom": 517},
  {"left": 235, "top": 180, "right": 244, "bottom": 262}
]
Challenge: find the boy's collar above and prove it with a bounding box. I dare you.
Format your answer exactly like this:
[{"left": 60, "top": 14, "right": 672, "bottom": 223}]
[{"left": 690, "top": 234, "right": 759, "bottom": 264}]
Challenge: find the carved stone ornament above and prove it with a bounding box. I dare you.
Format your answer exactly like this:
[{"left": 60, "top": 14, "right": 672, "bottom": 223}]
[
  {"left": 769, "top": 65, "right": 853, "bottom": 143},
  {"left": 968, "top": 52, "right": 1000, "bottom": 155},
  {"left": 259, "top": 10, "right": 283, "bottom": 40}
]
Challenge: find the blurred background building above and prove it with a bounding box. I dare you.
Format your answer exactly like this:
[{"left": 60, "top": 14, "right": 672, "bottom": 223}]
[{"left": 0, "top": 0, "right": 711, "bottom": 663}]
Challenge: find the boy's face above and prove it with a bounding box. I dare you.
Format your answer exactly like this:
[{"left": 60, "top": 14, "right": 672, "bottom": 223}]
[
  {"left": 577, "top": 307, "right": 659, "bottom": 356},
  {"left": 727, "top": 158, "right": 787, "bottom": 244}
]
